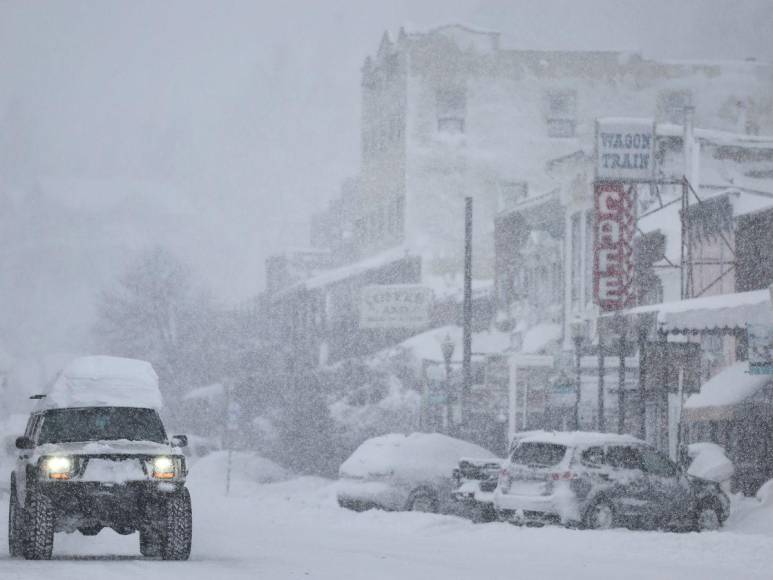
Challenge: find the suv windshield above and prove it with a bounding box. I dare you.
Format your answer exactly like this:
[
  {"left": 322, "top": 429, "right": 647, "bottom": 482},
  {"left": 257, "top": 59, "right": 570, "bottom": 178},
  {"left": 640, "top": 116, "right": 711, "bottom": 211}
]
[
  {"left": 37, "top": 407, "right": 166, "bottom": 444},
  {"left": 511, "top": 442, "right": 567, "bottom": 467}
]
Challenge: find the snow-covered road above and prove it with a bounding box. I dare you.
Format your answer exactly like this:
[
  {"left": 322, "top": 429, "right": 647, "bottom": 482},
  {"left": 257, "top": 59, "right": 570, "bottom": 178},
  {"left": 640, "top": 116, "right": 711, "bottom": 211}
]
[{"left": 1, "top": 471, "right": 772, "bottom": 580}]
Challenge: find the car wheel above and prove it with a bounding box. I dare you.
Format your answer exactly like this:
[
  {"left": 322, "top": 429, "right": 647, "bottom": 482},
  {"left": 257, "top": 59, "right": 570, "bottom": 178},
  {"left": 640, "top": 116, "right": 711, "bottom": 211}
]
[
  {"left": 8, "top": 479, "right": 26, "bottom": 558},
  {"left": 408, "top": 491, "right": 438, "bottom": 513},
  {"left": 584, "top": 499, "right": 616, "bottom": 530},
  {"left": 161, "top": 487, "right": 192, "bottom": 561},
  {"left": 694, "top": 503, "right": 722, "bottom": 532},
  {"left": 23, "top": 489, "right": 54, "bottom": 560}
]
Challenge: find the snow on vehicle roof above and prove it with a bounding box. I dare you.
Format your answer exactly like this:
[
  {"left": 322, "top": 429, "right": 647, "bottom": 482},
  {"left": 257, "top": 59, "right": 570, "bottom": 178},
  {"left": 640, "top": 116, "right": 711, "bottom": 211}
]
[
  {"left": 43, "top": 356, "right": 163, "bottom": 410},
  {"left": 339, "top": 432, "right": 495, "bottom": 480},
  {"left": 515, "top": 430, "right": 645, "bottom": 448}
]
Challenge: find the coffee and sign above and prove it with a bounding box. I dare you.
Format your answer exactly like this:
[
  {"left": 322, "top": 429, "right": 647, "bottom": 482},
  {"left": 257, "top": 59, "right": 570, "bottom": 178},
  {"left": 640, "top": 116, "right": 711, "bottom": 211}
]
[{"left": 359, "top": 285, "right": 432, "bottom": 329}]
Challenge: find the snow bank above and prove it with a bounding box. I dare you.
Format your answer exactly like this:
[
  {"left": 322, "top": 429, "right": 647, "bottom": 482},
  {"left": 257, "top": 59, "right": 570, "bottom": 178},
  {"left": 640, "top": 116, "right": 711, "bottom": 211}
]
[
  {"left": 339, "top": 433, "right": 494, "bottom": 481},
  {"left": 45, "top": 356, "right": 162, "bottom": 409},
  {"left": 189, "top": 450, "right": 291, "bottom": 490},
  {"left": 687, "top": 442, "right": 734, "bottom": 483},
  {"left": 726, "top": 479, "right": 773, "bottom": 536}
]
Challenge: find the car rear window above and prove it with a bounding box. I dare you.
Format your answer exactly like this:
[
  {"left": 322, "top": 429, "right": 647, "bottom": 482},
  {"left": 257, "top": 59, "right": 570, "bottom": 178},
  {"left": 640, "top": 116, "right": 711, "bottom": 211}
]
[{"left": 511, "top": 442, "right": 567, "bottom": 467}]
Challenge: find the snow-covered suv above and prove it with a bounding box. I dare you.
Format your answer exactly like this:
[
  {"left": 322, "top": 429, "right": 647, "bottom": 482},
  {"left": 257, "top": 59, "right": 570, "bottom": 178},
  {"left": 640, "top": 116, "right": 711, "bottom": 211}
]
[
  {"left": 493, "top": 431, "right": 730, "bottom": 531},
  {"left": 7, "top": 356, "right": 192, "bottom": 560}
]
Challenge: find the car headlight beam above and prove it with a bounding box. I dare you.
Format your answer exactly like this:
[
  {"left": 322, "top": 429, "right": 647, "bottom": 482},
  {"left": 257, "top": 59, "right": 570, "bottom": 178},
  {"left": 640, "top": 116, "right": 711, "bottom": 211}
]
[
  {"left": 42, "top": 456, "right": 74, "bottom": 480},
  {"left": 152, "top": 456, "right": 177, "bottom": 479}
]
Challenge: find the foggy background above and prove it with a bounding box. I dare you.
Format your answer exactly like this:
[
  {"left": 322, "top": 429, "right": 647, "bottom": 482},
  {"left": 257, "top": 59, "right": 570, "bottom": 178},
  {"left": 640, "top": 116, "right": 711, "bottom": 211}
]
[{"left": 1, "top": 0, "right": 772, "bottom": 359}]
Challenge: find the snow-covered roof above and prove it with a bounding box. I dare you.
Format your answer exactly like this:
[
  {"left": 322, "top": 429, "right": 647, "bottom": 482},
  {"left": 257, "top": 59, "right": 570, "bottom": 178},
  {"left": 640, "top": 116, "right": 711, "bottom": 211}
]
[
  {"left": 516, "top": 430, "right": 644, "bottom": 447},
  {"left": 656, "top": 124, "right": 773, "bottom": 150},
  {"left": 280, "top": 245, "right": 413, "bottom": 294},
  {"left": 44, "top": 356, "right": 162, "bottom": 410},
  {"left": 624, "top": 289, "right": 773, "bottom": 333},
  {"left": 381, "top": 325, "right": 511, "bottom": 363},
  {"left": 685, "top": 362, "right": 772, "bottom": 412}
]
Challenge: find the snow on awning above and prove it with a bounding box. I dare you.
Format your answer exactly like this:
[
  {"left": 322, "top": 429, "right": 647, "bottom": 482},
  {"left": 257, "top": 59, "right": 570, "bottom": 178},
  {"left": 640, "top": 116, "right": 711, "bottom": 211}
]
[
  {"left": 279, "top": 245, "right": 413, "bottom": 295},
  {"left": 521, "top": 323, "right": 562, "bottom": 354},
  {"left": 624, "top": 289, "right": 773, "bottom": 334},
  {"left": 684, "top": 362, "right": 772, "bottom": 421}
]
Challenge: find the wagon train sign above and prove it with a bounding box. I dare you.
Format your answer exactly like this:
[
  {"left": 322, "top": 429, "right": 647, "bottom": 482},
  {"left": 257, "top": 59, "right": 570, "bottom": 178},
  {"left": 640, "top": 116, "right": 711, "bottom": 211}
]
[
  {"left": 359, "top": 285, "right": 432, "bottom": 329},
  {"left": 593, "top": 182, "right": 636, "bottom": 312},
  {"left": 596, "top": 118, "right": 655, "bottom": 182}
]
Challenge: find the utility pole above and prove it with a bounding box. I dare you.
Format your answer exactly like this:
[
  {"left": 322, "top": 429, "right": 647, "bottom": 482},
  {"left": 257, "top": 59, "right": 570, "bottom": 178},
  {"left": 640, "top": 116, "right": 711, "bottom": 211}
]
[
  {"left": 462, "top": 197, "right": 473, "bottom": 433},
  {"left": 597, "top": 335, "right": 605, "bottom": 432}
]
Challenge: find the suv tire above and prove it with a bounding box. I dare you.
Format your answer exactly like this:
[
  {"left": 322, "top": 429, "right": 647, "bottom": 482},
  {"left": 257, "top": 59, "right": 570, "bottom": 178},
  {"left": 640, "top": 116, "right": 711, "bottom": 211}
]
[
  {"left": 8, "top": 479, "right": 26, "bottom": 558},
  {"left": 161, "top": 488, "right": 192, "bottom": 561},
  {"left": 140, "top": 528, "right": 163, "bottom": 557},
  {"left": 23, "top": 489, "right": 54, "bottom": 560}
]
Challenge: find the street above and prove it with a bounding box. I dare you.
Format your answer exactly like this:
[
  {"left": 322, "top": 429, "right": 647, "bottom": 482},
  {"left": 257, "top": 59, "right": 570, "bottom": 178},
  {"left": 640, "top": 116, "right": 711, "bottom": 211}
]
[{"left": 1, "top": 469, "right": 772, "bottom": 580}]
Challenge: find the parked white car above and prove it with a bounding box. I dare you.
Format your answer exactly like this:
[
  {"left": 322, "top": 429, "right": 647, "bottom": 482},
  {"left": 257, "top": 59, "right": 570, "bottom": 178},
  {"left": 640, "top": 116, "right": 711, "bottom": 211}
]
[
  {"left": 337, "top": 432, "right": 496, "bottom": 514},
  {"left": 494, "top": 431, "right": 730, "bottom": 531}
]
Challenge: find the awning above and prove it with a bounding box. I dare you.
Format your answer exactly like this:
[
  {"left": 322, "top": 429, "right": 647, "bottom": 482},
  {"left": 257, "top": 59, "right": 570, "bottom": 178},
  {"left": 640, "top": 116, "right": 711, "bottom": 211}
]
[
  {"left": 624, "top": 289, "right": 773, "bottom": 334},
  {"left": 684, "top": 362, "right": 772, "bottom": 421}
]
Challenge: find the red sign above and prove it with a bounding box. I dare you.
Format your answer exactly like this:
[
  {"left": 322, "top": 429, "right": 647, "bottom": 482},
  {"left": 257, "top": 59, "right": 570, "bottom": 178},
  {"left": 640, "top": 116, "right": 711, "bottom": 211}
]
[{"left": 593, "top": 182, "right": 636, "bottom": 311}]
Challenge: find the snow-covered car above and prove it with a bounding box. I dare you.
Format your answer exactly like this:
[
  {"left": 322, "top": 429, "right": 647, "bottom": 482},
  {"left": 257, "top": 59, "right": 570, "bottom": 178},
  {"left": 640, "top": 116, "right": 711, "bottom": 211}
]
[
  {"left": 337, "top": 432, "right": 496, "bottom": 514},
  {"left": 7, "top": 356, "right": 192, "bottom": 560},
  {"left": 450, "top": 456, "right": 503, "bottom": 522},
  {"left": 493, "top": 431, "right": 730, "bottom": 531}
]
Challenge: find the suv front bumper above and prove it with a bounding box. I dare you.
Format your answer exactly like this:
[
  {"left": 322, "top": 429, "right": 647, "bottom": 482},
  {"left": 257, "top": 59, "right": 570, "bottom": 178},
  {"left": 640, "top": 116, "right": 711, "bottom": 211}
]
[{"left": 34, "top": 480, "right": 186, "bottom": 532}]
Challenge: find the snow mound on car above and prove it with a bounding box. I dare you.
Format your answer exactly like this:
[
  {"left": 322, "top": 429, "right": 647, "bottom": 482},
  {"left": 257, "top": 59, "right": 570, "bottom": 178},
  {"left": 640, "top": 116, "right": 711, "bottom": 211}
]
[
  {"left": 687, "top": 442, "right": 734, "bottom": 483},
  {"left": 189, "top": 451, "right": 291, "bottom": 491},
  {"left": 339, "top": 432, "right": 495, "bottom": 481},
  {"left": 45, "top": 355, "right": 162, "bottom": 409}
]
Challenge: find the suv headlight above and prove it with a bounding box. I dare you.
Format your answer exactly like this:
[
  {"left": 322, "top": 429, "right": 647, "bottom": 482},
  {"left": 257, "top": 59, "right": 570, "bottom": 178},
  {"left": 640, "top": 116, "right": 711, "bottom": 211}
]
[
  {"left": 150, "top": 456, "right": 183, "bottom": 480},
  {"left": 41, "top": 456, "right": 75, "bottom": 480}
]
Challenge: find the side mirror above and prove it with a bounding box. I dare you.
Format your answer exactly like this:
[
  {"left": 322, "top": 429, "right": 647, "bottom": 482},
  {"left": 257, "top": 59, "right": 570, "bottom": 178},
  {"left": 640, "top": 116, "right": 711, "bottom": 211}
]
[
  {"left": 170, "top": 435, "right": 188, "bottom": 448},
  {"left": 15, "top": 436, "right": 34, "bottom": 450}
]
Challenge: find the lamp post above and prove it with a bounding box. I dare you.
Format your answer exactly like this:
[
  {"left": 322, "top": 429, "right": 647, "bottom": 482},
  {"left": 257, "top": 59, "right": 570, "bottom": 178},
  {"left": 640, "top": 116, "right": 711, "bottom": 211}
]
[
  {"left": 570, "top": 318, "right": 589, "bottom": 431},
  {"left": 441, "top": 333, "right": 455, "bottom": 435}
]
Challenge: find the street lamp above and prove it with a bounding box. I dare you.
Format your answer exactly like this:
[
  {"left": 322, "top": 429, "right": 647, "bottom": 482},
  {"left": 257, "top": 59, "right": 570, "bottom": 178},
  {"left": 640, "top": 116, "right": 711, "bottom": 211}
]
[
  {"left": 570, "top": 318, "right": 589, "bottom": 430},
  {"left": 440, "top": 333, "right": 455, "bottom": 435}
]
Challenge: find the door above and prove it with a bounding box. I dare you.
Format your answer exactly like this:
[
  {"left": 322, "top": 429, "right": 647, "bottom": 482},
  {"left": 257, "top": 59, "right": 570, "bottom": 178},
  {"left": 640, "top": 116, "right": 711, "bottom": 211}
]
[
  {"left": 604, "top": 445, "right": 650, "bottom": 518},
  {"left": 640, "top": 446, "right": 692, "bottom": 524}
]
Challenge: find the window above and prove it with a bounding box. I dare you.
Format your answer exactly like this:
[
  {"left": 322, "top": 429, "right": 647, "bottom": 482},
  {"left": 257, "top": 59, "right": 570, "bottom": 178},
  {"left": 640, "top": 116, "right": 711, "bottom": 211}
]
[
  {"left": 581, "top": 446, "right": 605, "bottom": 467},
  {"left": 606, "top": 445, "right": 643, "bottom": 470},
  {"left": 511, "top": 442, "right": 567, "bottom": 467},
  {"left": 38, "top": 407, "right": 167, "bottom": 444},
  {"left": 640, "top": 448, "right": 678, "bottom": 478},
  {"left": 657, "top": 90, "right": 692, "bottom": 124},
  {"left": 546, "top": 90, "right": 577, "bottom": 138},
  {"left": 436, "top": 86, "right": 466, "bottom": 133}
]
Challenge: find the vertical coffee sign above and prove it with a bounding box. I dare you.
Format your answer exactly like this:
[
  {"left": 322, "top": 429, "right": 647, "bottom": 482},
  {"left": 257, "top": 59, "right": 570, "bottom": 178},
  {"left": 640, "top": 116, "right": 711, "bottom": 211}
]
[{"left": 593, "top": 118, "right": 652, "bottom": 311}]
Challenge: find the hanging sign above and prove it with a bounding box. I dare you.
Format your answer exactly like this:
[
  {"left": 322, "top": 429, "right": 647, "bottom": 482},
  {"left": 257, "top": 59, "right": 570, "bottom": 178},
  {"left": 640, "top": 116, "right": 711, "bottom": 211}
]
[
  {"left": 596, "top": 118, "right": 655, "bottom": 182},
  {"left": 593, "top": 182, "right": 636, "bottom": 312},
  {"left": 359, "top": 285, "right": 432, "bottom": 329}
]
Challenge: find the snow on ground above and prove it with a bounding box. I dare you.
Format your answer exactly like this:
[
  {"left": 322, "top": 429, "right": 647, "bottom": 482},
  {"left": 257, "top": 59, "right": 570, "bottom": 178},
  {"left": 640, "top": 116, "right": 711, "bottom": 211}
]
[{"left": 2, "top": 461, "right": 773, "bottom": 579}]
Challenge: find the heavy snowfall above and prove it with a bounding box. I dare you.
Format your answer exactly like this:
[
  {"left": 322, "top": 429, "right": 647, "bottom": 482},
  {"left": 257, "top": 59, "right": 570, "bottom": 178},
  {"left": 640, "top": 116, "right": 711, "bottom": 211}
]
[{"left": 2, "top": 1, "right": 773, "bottom": 578}]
